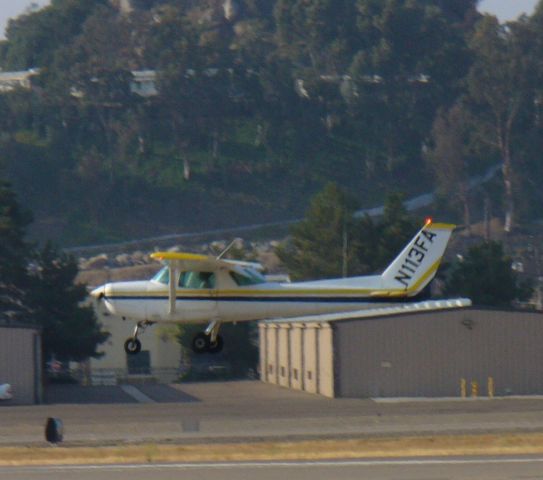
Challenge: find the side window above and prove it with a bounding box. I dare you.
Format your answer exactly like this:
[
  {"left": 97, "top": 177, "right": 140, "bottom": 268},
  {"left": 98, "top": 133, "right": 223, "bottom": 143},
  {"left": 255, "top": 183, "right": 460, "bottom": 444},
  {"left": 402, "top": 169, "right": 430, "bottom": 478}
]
[{"left": 179, "top": 271, "right": 216, "bottom": 289}]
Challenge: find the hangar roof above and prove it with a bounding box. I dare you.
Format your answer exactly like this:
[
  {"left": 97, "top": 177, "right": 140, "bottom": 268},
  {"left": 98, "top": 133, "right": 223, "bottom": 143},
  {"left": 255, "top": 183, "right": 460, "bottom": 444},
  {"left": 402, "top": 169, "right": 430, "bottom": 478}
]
[{"left": 263, "top": 298, "right": 472, "bottom": 325}]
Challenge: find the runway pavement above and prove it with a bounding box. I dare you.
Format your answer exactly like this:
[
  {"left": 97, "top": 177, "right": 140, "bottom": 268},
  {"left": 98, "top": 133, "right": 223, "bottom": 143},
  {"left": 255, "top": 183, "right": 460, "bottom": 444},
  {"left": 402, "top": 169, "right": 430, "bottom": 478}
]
[
  {"left": 3, "top": 381, "right": 543, "bottom": 446},
  {"left": 2, "top": 456, "right": 543, "bottom": 480}
]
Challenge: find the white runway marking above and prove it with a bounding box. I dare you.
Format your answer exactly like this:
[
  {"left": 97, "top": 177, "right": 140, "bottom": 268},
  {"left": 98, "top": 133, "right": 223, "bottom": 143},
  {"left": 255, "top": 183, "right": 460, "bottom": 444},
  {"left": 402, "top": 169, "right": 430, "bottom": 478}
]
[{"left": 119, "top": 385, "right": 155, "bottom": 403}]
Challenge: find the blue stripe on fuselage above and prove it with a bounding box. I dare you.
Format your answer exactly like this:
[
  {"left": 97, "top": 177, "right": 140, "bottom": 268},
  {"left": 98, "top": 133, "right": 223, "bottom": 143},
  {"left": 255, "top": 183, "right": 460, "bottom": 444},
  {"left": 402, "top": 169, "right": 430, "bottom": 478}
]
[{"left": 103, "top": 295, "right": 411, "bottom": 303}]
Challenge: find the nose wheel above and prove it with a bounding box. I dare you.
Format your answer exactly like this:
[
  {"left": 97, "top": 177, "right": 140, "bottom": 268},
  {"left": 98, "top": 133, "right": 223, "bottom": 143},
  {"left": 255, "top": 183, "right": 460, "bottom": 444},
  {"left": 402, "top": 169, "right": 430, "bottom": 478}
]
[
  {"left": 124, "top": 321, "right": 154, "bottom": 355},
  {"left": 124, "top": 338, "right": 142, "bottom": 354}
]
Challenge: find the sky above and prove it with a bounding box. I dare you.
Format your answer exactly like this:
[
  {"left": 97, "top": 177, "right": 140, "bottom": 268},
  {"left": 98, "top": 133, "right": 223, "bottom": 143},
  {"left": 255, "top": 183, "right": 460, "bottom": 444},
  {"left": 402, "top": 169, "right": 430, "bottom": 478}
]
[
  {"left": 479, "top": 0, "right": 539, "bottom": 21},
  {"left": 0, "top": 0, "right": 540, "bottom": 40},
  {"left": 1, "top": 0, "right": 50, "bottom": 39}
]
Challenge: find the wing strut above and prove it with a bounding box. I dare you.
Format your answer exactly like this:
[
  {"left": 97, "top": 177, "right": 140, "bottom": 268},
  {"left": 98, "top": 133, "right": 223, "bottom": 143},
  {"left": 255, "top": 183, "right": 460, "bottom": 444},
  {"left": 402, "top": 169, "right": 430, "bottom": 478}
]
[{"left": 168, "top": 264, "right": 177, "bottom": 314}]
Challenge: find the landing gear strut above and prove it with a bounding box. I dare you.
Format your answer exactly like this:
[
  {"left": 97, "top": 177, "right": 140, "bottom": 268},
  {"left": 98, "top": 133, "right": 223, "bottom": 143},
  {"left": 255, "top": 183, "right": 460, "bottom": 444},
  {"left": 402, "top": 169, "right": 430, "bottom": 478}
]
[
  {"left": 124, "top": 321, "right": 154, "bottom": 355},
  {"left": 192, "top": 320, "right": 223, "bottom": 354}
]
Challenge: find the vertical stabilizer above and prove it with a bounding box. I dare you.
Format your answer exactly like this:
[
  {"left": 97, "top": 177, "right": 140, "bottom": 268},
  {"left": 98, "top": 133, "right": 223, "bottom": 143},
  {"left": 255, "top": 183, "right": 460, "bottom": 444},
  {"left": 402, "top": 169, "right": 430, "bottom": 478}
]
[{"left": 380, "top": 221, "right": 455, "bottom": 295}]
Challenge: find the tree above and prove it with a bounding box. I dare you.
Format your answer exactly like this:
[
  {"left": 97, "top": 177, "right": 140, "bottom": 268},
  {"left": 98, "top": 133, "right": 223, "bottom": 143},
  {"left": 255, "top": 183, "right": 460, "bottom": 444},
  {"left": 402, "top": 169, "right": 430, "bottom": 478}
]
[
  {"left": 0, "top": 0, "right": 107, "bottom": 70},
  {"left": 276, "top": 183, "right": 362, "bottom": 280},
  {"left": 0, "top": 179, "right": 108, "bottom": 361},
  {"left": 27, "top": 242, "right": 109, "bottom": 362},
  {"left": 346, "top": 0, "right": 473, "bottom": 178},
  {"left": 467, "top": 15, "right": 535, "bottom": 232},
  {"left": 372, "top": 192, "right": 419, "bottom": 268},
  {"left": 426, "top": 102, "right": 475, "bottom": 232},
  {"left": 0, "top": 178, "right": 32, "bottom": 321},
  {"left": 277, "top": 185, "right": 418, "bottom": 280},
  {"left": 274, "top": 0, "right": 358, "bottom": 73},
  {"left": 444, "top": 241, "right": 532, "bottom": 307},
  {"left": 48, "top": 5, "right": 139, "bottom": 180}
]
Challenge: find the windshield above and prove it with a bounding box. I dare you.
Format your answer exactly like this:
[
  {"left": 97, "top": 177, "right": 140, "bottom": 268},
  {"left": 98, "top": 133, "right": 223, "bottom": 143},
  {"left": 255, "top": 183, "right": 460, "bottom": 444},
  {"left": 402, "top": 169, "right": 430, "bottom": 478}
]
[
  {"left": 230, "top": 268, "right": 266, "bottom": 286},
  {"left": 151, "top": 267, "right": 169, "bottom": 285}
]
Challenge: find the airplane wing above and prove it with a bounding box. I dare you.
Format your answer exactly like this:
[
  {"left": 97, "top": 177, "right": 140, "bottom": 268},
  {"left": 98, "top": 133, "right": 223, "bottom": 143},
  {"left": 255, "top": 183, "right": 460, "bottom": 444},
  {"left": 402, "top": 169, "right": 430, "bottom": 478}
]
[{"left": 150, "top": 252, "right": 264, "bottom": 272}]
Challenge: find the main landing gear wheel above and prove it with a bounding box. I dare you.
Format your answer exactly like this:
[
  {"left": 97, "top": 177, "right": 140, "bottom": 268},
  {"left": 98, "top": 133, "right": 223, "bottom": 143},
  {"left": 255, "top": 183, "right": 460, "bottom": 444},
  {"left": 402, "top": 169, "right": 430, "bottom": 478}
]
[
  {"left": 192, "top": 333, "right": 209, "bottom": 354},
  {"left": 208, "top": 334, "right": 224, "bottom": 354},
  {"left": 191, "top": 333, "right": 224, "bottom": 354},
  {"left": 124, "top": 338, "right": 142, "bottom": 355}
]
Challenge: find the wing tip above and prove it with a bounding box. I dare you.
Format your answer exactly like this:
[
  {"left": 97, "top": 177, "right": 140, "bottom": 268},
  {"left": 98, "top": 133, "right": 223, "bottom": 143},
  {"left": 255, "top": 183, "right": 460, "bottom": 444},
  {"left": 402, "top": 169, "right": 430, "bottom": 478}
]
[{"left": 150, "top": 251, "right": 209, "bottom": 261}]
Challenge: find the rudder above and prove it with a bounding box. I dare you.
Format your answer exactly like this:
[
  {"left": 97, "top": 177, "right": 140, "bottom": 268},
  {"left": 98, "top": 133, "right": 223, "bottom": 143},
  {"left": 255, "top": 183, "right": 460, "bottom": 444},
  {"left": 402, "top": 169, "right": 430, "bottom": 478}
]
[{"left": 380, "top": 221, "right": 455, "bottom": 295}]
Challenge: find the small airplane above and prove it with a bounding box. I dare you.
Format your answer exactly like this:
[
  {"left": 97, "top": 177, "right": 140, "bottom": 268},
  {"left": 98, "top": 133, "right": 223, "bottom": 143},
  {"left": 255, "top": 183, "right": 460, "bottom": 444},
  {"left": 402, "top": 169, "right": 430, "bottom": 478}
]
[{"left": 91, "top": 220, "right": 454, "bottom": 355}]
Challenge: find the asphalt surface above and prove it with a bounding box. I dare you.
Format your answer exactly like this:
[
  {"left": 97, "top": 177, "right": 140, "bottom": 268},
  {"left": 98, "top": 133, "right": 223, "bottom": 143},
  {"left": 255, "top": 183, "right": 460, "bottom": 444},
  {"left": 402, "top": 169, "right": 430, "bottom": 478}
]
[
  {"left": 3, "top": 381, "right": 543, "bottom": 445},
  {"left": 2, "top": 456, "right": 543, "bottom": 480}
]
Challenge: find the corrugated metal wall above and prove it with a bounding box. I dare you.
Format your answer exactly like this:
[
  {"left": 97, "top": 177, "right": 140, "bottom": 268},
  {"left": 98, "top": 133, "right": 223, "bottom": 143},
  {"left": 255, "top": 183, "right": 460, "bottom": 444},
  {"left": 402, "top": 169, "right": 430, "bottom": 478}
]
[
  {"left": 318, "top": 324, "right": 334, "bottom": 397},
  {"left": 335, "top": 309, "right": 543, "bottom": 398},
  {"left": 0, "top": 326, "right": 42, "bottom": 404},
  {"left": 277, "top": 325, "right": 290, "bottom": 388},
  {"left": 260, "top": 322, "right": 334, "bottom": 397},
  {"left": 289, "top": 324, "right": 303, "bottom": 390}
]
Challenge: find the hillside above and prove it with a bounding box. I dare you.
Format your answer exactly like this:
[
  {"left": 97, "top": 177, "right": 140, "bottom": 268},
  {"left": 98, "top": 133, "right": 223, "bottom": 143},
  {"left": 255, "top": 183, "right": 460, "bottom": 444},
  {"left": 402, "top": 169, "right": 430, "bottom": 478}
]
[{"left": 0, "top": 0, "right": 542, "bottom": 246}]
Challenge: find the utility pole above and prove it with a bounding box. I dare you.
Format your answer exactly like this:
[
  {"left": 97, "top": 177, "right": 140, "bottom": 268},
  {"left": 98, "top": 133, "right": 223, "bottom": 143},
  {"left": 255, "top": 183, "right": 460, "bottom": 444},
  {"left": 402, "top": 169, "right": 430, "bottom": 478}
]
[{"left": 342, "top": 218, "right": 348, "bottom": 278}]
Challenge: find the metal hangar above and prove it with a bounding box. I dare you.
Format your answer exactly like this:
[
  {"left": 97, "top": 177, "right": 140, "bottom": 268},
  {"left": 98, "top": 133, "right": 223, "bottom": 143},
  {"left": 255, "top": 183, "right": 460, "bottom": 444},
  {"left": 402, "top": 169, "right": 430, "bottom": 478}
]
[{"left": 259, "top": 299, "right": 543, "bottom": 398}]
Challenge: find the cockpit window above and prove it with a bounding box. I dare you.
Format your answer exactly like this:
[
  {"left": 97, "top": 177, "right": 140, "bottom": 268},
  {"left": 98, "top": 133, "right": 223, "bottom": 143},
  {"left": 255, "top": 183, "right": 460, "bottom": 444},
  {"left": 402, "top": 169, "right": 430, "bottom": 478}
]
[
  {"left": 179, "top": 271, "right": 216, "bottom": 289},
  {"left": 229, "top": 269, "right": 266, "bottom": 286},
  {"left": 152, "top": 267, "right": 169, "bottom": 285},
  {"left": 152, "top": 268, "right": 216, "bottom": 288}
]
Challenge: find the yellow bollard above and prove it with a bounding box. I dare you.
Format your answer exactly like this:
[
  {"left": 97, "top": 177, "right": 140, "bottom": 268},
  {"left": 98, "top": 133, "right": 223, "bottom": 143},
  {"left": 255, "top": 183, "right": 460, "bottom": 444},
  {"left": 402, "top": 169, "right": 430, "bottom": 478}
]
[
  {"left": 488, "top": 377, "right": 495, "bottom": 398},
  {"left": 460, "top": 378, "right": 467, "bottom": 398},
  {"left": 471, "top": 380, "right": 479, "bottom": 398}
]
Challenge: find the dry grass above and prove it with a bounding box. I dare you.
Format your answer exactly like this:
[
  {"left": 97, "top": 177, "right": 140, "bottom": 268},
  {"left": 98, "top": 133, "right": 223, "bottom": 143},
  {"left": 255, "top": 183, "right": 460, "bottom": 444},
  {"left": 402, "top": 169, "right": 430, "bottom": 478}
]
[{"left": 2, "top": 433, "right": 543, "bottom": 466}]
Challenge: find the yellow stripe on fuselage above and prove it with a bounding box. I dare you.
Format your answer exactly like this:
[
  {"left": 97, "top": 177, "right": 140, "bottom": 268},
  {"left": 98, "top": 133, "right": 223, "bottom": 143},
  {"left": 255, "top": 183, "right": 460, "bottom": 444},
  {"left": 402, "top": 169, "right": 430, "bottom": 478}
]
[{"left": 110, "top": 288, "right": 397, "bottom": 298}]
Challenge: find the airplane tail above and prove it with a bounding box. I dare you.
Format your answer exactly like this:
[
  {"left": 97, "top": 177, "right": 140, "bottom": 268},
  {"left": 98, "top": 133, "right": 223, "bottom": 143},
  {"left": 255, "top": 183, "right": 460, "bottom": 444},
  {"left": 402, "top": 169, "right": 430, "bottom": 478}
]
[{"left": 380, "top": 220, "right": 455, "bottom": 296}]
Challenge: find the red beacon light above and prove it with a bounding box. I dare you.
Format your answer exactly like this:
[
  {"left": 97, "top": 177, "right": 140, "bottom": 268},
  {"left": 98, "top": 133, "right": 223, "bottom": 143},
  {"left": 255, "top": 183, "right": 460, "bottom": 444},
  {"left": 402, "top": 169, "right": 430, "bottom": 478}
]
[{"left": 425, "top": 217, "right": 433, "bottom": 226}]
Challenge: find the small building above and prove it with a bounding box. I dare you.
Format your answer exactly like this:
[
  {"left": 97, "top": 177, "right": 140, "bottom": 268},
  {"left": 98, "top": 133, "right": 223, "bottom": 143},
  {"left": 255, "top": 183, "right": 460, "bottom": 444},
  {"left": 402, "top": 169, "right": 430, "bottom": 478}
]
[
  {"left": 80, "top": 265, "right": 184, "bottom": 385},
  {"left": 0, "top": 322, "right": 42, "bottom": 404},
  {"left": 0, "top": 69, "right": 40, "bottom": 93},
  {"left": 260, "top": 300, "right": 543, "bottom": 398},
  {"left": 130, "top": 70, "right": 158, "bottom": 98},
  {"left": 89, "top": 310, "right": 184, "bottom": 385}
]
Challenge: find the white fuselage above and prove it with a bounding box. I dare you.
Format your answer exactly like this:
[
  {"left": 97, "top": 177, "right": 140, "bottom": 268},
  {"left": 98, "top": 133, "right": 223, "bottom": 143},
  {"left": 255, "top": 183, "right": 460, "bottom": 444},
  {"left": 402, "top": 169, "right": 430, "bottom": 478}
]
[{"left": 96, "top": 270, "right": 403, "bottom": 325}]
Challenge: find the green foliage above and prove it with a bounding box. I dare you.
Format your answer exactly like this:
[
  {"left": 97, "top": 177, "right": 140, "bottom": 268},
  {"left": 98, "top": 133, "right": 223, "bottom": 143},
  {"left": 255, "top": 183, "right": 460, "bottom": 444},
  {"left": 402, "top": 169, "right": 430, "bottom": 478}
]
[
  {"left": 444, "top": 241, "right": 533, "bottom": 307},
  {"left": 0, "top": 178, "right": 32, "bottom": 320},
  {"left": 277, "top": 185, "right": 418, "bottom": 280},
  {"left": 426, "top": 102, "right": 477, "bottom": 227},
  {"left": 1, "top": 1, "right": 543, "bottom": 243},
  {"left": 466, "top": 15, "right": 537, "bottom": 231},
  {"left": 0, "top": 179, "right": 106, "bottom": 361},
  {"left": 27, "top": 242, "right": 109, "bottom": 362},
  {"left": 276, "top": 183, "right": 359, "bottom": 280},
  {"left": 1, "top": 0, "right": 108, "bottom": 70}
]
